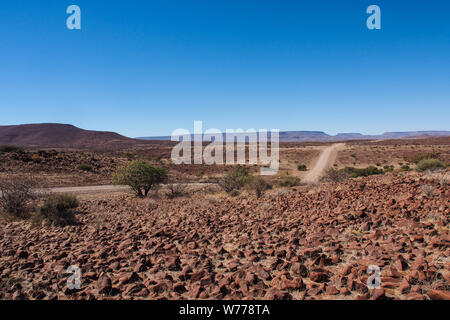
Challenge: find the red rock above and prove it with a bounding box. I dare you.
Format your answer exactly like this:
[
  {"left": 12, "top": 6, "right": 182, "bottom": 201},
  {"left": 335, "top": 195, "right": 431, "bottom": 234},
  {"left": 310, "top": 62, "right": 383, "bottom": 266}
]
[
  {"left": 190, "top": 271, "right": 204, "bottom": 282},
  {"left": 325, "top": 285, "right": 339, "bottom": 295},
  {"left": 291, "top": 263, "right": 308, "bottom": 277},
  {"left": 309, "top": 271, "right": 329, "bottom": 283},
  {"left": 187, "top": 242, "right": 197, "bottom": 250},
  {"left": 371, "top": 288, "right": 386, "bottom": 300},
  {"left": 280, "top": 277, "right": 304, "bottom": 290},
  {"left": 355, "top": 293, "right": 369, "bottom": 300},
  {"left": 427, "top": 289, "right": 450, "bottom": 300},
  {"left": 245, "top": 272, "right": 258, "bottom": 285},
  {"left": 399, "top": 278, "right": 410, "bottom": 293},
  {"left": 110, "top": 261, "right": 120, "bottom": 270},
  {"left": 166, "top": 256, "right": 181, "bottom": 271},
  {"left": 442, "top": 271, "right": 450, "bottom": 284},
  {"left": 98, "top": 276, "right": 112, "bottom": 294},
  {"left": 263, "top": 288, "right": 291, "bottom": 300},
  {"left": 173, "top": 283, "right": 187, "bottom": 294}
]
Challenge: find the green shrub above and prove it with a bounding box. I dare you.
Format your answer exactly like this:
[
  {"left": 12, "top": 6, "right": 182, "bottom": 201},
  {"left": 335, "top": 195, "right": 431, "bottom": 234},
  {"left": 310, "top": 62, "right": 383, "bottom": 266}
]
[
  {"left": 297, "top": 165, "right": 307, "bottom": 171},
  {"left": 416, "top": 159, "right": 445, "bottom": 172},
  {"left": 112, "top": 160, "right": 168, "bottom": 197},
  {"left": 383, "top": 165, "right": 394, "bottom": 172},
  {"left": 38, "top": 194, "right": 78, "bottom": 226},
  {"left": 219, "top": 166, "right": 251, "bottom": 193},
  {"left": 400, "top": 165, "right": 411, "bottom": 172},
  {"left": 343, "top": 166, "right": 384, "bottom": 178},
  {"left": 413, "top": 152, "right": 440, "bottom": 164},
  {"left": 277, "top": 175, "right": 300, "bottom": 187},
  {"left": 228, "top": 189, "right": 240, "bottom": 197},
  {"left": 77, "top": 164, "right": 93, "bottom": 172},
  {"left": 0, "top": 145, "right": 24, "bottom": 153}
]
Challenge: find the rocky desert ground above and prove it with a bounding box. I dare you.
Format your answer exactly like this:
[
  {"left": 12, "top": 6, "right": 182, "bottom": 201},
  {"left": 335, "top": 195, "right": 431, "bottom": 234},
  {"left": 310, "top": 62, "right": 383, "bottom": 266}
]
[{"left": 0, "top": 138, "right": 449, "bottom": 300}]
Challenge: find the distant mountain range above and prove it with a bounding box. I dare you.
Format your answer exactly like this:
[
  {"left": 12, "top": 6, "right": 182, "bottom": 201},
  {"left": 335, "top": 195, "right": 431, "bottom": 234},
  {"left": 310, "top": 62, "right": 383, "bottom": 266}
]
[
  {"left": 137, "top": 130, "right": 450, "bottom": 142},
  {"left": 0, "top": 123, "right": 147, "bottom": 149},
  {"left": 0, "top": 124, "right": 448, "bottom": 149}
]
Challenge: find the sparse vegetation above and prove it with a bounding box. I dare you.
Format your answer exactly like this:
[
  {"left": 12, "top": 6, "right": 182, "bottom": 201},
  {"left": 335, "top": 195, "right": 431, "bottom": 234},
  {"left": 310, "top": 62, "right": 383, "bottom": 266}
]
[
  {"left": 166, "top": 183, "right": 187, "bottom": 199},
  {"left": 247, "top": 176, "right": 271, "bottom": 198},
  {"left": 219, "top": 166, "right": 251, "bottom": 193},
  {"left": 343, "top": 166, "right": 384, "bottom": 178},
  {"left": 297, "top": 164, "right": 307, "bottom": 171},
  {"left": 321, "top": 168, "right": 349, "bottom": 183},
  {"left": 112, "top": 160, "right": 168, "bottom": 197},
  {"left": 400, "top": 165, "right": 411, "bottom": 172},
  {"left": 0, "top": 145, "right": 24, "bottom": 153},
  {"left": 277, "top": 175, "right": 300, "bottom": 187},
  {"left": 76, "top": 163, "right": 93, "bottom": 172},
  {"left": 321, "top": 165, "right": 385, "bottom": 183},
  {"left": 36, "top": 194, "right": 78, "bottom": 226},
  {"left": 0, "top": 175, "right": 36, "bottom": 217},
  {"left": 421, "top": 185, "right": 435, "bottom": 197},
  {"left": 413, "top": 152, "right": 440, "bottom": 164},
  {"left": 416, "top": 159, "right": 445, "bottom": 172}
]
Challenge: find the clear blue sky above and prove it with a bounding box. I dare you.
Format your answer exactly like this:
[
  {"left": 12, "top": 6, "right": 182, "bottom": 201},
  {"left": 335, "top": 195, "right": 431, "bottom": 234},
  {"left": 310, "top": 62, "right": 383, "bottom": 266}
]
[{"left": 1, "top": 0, "right": 449, "bottom": 137}]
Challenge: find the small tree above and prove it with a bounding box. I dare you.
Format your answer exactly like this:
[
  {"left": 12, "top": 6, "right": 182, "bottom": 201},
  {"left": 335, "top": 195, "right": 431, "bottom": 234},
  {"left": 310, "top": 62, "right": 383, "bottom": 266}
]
[{"left": 112, "top": 160, "right": 168, "bottom": 197}]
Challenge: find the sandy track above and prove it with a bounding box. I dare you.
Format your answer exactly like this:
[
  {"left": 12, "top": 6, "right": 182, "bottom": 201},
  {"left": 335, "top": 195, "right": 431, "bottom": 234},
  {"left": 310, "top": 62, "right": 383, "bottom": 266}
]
[
  {"left": 36, "top": 183, "right": 215, "bottom": 195},
  {"left": 303, "top": 143, "right": 345, "bottom": 183}
]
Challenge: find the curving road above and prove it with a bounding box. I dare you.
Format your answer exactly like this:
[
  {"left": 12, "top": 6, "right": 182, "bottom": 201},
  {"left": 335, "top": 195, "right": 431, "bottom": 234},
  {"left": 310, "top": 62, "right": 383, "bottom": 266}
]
[{"left": 303, "top": 143, "right": 345, "bottom": 183}]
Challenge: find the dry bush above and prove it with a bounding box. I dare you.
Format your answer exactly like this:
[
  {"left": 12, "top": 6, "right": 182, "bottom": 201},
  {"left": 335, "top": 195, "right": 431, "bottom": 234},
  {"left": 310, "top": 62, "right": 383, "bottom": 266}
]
[
  {"left": 166, "top": 183, "right": 187, "bottom": 199},
  {"left": 36, "top": 194, "right": 78, "bottom": 226},
  {"left": 247, "top": 176, "right": 271, "bottom": 198},
  {"left": 421, "top": 185, "right": 435, "bottom": 197},
  {"left": 277, "top": 175, "right": 300, "bottom": 187},
  {"left": 142, "top": 198, "right": 158, "bottom": 212},
  {"left": 218, "top": 166, "right": 251, "bottom": 193},
  {"left": 0, "top": 175, "right": 37, "bottom": 217},
  {"left": 321, "top": 168, "right": 349, "bottom": 183},
  {"left": 268, "top": 188, "right": 289, "bottom": 199},
  {"left": 257, "top": 202, "right": 273, "bottom": 219},
  {"left": 205, "top": 195, "right": 220, "bottom": 204},
  {"left": 416, "top": 159, "right": 445, "bottom": 172}
]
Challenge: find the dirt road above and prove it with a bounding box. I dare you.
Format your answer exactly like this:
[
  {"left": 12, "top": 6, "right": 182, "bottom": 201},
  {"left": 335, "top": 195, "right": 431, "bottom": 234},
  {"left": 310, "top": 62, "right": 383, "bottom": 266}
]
[
  {"left": 37, "top": 183, "right": 215, "bottom": 195},
  {"left": 303, "top": 143, "right": 345, "bottom": 183}
]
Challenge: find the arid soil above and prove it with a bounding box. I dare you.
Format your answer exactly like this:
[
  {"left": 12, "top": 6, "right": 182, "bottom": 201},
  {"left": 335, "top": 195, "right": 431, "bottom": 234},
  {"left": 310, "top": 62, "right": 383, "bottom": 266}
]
[
  {"left": 0, "top": 148, "right": 247, "bottom": 187},
  {"left": 0, "top": 171, "right": 448, "bottom": 300},
  {"left": 336, "top": 138, "right": 450, "bottom": 169}
]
